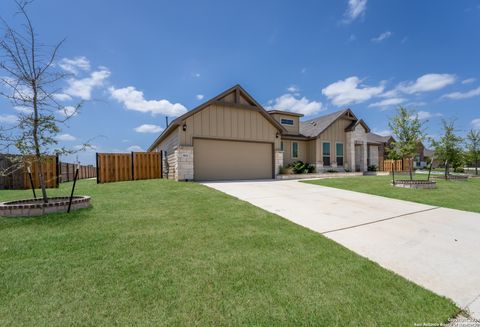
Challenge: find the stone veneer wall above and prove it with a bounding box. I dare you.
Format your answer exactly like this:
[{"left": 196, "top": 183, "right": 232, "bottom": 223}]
[
  {"left": 174, "top": 146, "right": 194, "bottom": 181},
  {"left": 275, "top": 151, "right": 284, "bottom": 176},
  {"left": 346, "top": 126, "right": 368, "bottom": 172}
]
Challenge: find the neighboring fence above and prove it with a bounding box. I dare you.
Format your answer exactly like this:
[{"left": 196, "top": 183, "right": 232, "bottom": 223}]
[
  {"left": 380, "top": 159, "right": 412, "bottom": 172},
  {"left": 96, "top": 152, "right": 162, "bottom": 184},
  {"left": 59, "top": 162, "right": 96, "bottom": 182},
  {"left": 0, "top": 154, "right": 58, "bottom": 189}
]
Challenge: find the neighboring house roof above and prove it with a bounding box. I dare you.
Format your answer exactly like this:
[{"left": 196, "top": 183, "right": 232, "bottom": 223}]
[
  {"left": 424, "top": 148, "right": 435, "bottom": 157},
  {"left": 299, "top": 109, "right": 357, "bottom": 138},
  {"left": 148, "top": 84, "right": 286, "bottom": 151},
  {"left": 366, "top": 132, "right": 394, "bottom": 144}
]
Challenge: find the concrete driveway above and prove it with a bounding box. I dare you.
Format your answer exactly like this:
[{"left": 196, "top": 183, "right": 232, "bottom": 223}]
[{"left": 203, "top": 179, "right": 480, "bottom": 318}]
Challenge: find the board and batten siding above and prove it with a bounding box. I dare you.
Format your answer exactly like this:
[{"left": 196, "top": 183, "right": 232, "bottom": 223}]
[
  {"left": 282, "top": 140, "right": 308, "bottom": 165},
  {"left": 155, "top": 128, "right": 179, "bottom": 155},
  {"left": 270, "top": 113, "right": 300, "bottom": 135},
  {"left": 179, "top": 104, "right": 280, "bottom": 149},
  {"left": 316, "top": 118, "right": 352, "bottom": 166}
]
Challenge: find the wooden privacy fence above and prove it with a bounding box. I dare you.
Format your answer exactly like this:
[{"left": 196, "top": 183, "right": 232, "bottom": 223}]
[
  {"left": 96, "top": 152, "right": 162, "bottom": 184},
  {"left": 59, "top": 162, "right": 96, "bottom": 182},
  {"left": 0, "top": 154, "right": 58, "bottom": 189},
  {"left": 380, "top": 159, "right": 412, "bottom": 172}
]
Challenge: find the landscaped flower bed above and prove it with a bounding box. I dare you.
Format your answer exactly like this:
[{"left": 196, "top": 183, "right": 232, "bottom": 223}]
[
  {"left": 392, "top": 180, "right": 437, "bottom": 189},
  {"left": 0, "top": 196, "right": 91, "bottom": 217}
]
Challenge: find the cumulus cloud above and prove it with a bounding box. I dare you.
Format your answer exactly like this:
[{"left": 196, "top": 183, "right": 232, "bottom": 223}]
[
  {"left": 413, "top": 111, "right": 442, "bottom": 121},
  {"left": 371, "top": 31, "right": 392, "bottom": 43},
  {"left": 59, "top": 56, "right": 91, "bottom": 75},
  {"left": 368, "top": 97, "right": 406, "bottom": 108},
  {"left": 322, "top": 76, "right": 384, "bottom": 106},
  {"left": 441, "top": 86, "right": 480, "bottom": 100},
  {"left": 55, "top": 133, "right": 76, "bottom": 141},
  {"left": 196, "top": 94, "right": 204, "bottom": 100},
  {"left": 396, "top": 73, "right": 456, "bottom": 94},
  {"left": 0, "top": 114, "right": 17, "bottom": 124},
  {"left": 471, "top": 118, "right": 480, "bottom": 129},
  {"left": 127, "top": 145, "right": 144, "bottom": 152},
  {"left": 64, "top": 67, "right": 111, "bottom": 100},
  {"left": 266, "top": 94, "right": 323, "bottom": 116},
  {"left": 134, "top": 124, "right": 163, "bottom": 133},
  {"left": 287, "top": 85, "right": 300, "bottom": 93},
  {"left": 14, "top": 106, "right": 33, "bottom": 114},
  {"left": 109, "top": 86, "right": 187, "bottom": 117},
  {"left": 344, "top": 0, "right": 367, "bottom": 23},
  {"left": 53, "top": 93, "right": 73, "bottom": 101},
  {"left": 372, "top": 129, "right": 391, "bottom": 136}
]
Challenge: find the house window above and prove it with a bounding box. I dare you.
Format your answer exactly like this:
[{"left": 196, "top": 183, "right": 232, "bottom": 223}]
[
  {"left": 281, "top": 118, "right": 294, "bottom": 126},
  {"left": 322, "top": 142, "right": 330, "bottom": 166},
  {"left": 336, "top": 143, "right": 344, "bottom": 166},
  {"left": 292, "top": 142, "right": 299, "bottom": 158}
]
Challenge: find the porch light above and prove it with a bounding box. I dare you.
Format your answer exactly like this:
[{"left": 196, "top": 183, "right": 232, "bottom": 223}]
[
  {"left": 276, "top": 132, "right": 279, "bottom": 138},
  {"left": 182, "top": 124, "right": 187, "bottom": 131}
]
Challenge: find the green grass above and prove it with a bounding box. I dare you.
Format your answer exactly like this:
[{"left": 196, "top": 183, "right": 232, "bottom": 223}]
[
  {"left": 0, "top": 179, "right": 459, "bottom": 326},
  {"left": 304, "top": 175, "right": 480, "bottom": 213}
]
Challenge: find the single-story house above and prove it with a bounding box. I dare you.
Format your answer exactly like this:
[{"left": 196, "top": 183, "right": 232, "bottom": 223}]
[{"left": 148, "top": 85, "right": 389, "bottom": 181}]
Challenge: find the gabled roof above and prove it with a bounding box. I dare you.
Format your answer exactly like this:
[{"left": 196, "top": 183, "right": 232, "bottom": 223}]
[
  {"left": 367, "top": 132, "right": 395, "bottom": 144},
  {"left": 267, "top": 110, "right": 304, "bottom": 117},
  {"left": 345, "top": 119, "right": 371, "bottom": 133},
  {"left": 299, "top": 109, "right": 357, "bottom": 138},
  {"left": 148, "top": 84, "right": 286, "bottom": 151}
]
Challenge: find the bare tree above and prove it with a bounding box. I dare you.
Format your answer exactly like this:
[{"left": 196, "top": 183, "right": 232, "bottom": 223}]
[
  {"left": 466, "top": 129, "right": 480, "bottom": 175},
  {"left": 0, "top": 1, "right": 85, "bottom": 202}
]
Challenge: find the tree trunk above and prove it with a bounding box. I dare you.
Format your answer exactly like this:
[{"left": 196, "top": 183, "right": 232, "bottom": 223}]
[
  {"left": 32, "top": 80, "right": 48, "bottom": 203},
  {"left": 409, "top": 157, "right": 413, "bottom": 180},
  {"left": 476, "top": 157, "right": 478, "bottom": 175},
  {"left": 445, "top": 160, "right": 449, "bottom": 179}
]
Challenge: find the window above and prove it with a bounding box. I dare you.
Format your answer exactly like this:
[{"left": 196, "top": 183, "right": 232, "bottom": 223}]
[
  {"left": 292, "top": 142, "right": 299, "bottom": 158},
  {"left": 281, "top": 118, "right": 294, "bottom": 126},
  {"left": 322, "top": 142, "right": 330, "bottom": 166},
  {"left": 281, "top": 141, "right": 284, "bottom": 151},
  {"left": 336, "top": 143, "right": 344, "bottom": 166}
]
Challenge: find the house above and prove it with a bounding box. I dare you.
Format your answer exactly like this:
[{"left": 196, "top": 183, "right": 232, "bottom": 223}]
[{"left": 148, "top": 85, "right": 386, "bottom": 181}]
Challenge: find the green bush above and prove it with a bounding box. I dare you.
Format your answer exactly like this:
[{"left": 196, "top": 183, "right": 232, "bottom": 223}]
[
  {"left": 287, "top": 161, "right": 315, "bottom": 174},
  {"left": 368, "top": 165, "right": 378, "bottom": 172}
]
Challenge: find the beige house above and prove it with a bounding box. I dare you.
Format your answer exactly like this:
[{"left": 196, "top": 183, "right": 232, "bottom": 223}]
[{"left": 148, "top": 85, "right": 387, "bottom": 181}]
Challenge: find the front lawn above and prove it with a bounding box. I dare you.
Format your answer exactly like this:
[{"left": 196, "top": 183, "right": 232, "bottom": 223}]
[
  {"left": 304, "top": 175, "right": 480, "bottom": 213},
  {"left": 0, "top": 179, "right": 459, "bottom": 326}
]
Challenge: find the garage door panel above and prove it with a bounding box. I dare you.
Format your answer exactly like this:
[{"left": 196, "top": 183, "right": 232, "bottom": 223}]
[{"left": 194, "top": 139, "right": 273, "bottom": 181}]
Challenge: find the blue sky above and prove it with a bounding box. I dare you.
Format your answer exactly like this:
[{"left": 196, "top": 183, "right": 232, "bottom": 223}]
[{"left": 1, "top": 0, "right": 480, "bottom": 164}]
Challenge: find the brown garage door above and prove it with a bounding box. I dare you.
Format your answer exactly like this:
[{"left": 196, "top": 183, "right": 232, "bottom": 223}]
[{"left": 194, "top": 138, "right": 273, "bottom": 181}]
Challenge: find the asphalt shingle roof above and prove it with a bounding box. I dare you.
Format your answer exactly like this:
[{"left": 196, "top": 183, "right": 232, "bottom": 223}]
[{"left": 299, "top": 109, "right": 348, "bottom": 137}]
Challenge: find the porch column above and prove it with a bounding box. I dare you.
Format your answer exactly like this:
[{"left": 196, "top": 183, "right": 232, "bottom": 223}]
[
  {"left": 346, "top": 131, "right": 355, "bottom": 172},
  {"left": 275, "top": 150, "right": 284, "bottom": 176},
  {"left": 362, "top": 142, "right": 368, "bottom": 172}
]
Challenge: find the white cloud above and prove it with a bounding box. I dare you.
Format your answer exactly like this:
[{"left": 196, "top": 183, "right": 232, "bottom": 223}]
[
  {"left": 301, "top": 68, "right": 307, "bottom": 74},
  {"left": 53, "top": 93, "right": 73, "bottom": 101},
  {"left": 287, "top": 85, "right": 300, "bottom": 93},
  {"left": 196, "top": 94, "right": 204, "bottom": 100},
  {"left": 134, "top": 124, "right": 163, "bottom": 134},
  {"left": 57, "top": 106, "right": 78, "bottom": 117},
  {"left": 127, "top": 145, "right": 144, "bottom": 152},
  {"left": 441, "top": 87, "right": 480, "bottom": 100},
  {"left": 59, "top": 57, "right": 91, "bottom": 75},
  {"left": 109, "top": 86, "right": 187, "bottom": 117},
  {"left": 344, "top": 0, "right": 367, "bottom": 23},
  {"left": 413, "top": 111, "right": 442, "bottom": 121},
  {"left": 194, "top": 73, "right": 200, "bottom": 78},
  {"left": 266, "top": 94, "right": 323, "bottom": 116},
  {"left": 14, "top": 106, "right": 33, "bottom": 114},
  {"left": 368, "top": 97, "right": 406, "bottom": 108},
  {"left": 471, "top": 118, "right": 480, "bottom": 129},
  {"left": 462, "top": 78, "right": 476, "bottom": 84},
  {"left": 397, "top": 73, "right": 456, "bottom": 94},
  {"left": 64, "top": 67, "right": 111, "bottom": 100},
  {"left": 55, "top": 133, "right": 76, "bottom": 141},
  {"left": 0, "top": 114, "right": 17, "bottom": 124},
  {"left": 322, "top": 76, "right": 384, "bottom": 106},
  {"left": 371, "top": 31, "right": 392, "bottom": 43}
]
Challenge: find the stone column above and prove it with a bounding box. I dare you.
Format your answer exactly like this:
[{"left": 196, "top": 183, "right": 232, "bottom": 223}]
[
  {"left": 346, "top": 131, "right": 355, "bottom": 172},
  {"left": 174, "top": 146, "right": 194, "bottom": 181},
  {"left": 315, "top": 161, "right": 324, "bottom": 173},
  {"left": 362, "top": 143, "right": 368, "bottom": 172},
  {"left": 275, "top": 150, "right": 284, "bottom": 176}
]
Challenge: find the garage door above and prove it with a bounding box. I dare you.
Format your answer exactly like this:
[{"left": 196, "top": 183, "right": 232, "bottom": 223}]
[{"left": 194, "top": 138, "right": 273, "bottom": 181}]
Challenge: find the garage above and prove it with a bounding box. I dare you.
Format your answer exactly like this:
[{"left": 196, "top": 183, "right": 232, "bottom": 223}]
[{"left": 193, "top": 138, "right": 273, "bottom": 181}]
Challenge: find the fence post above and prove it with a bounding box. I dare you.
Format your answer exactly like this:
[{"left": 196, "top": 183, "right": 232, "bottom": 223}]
[
  {"left": 160, "top": 151, "right": 163, "bottom": 179},
  {"left": 96, "top": 153, "right": 100, "bottom": 184},
  {"left": 131, "top": 152, "right": 135, "bottom": 181}
]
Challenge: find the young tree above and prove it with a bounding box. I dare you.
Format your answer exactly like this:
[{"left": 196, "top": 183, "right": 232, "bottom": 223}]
[
  {"left": 466, "top": 129, "right": 480, "bottom": 175},
  {"left": 431, "top": 119, "right": 464, "bottom": 178},
  {"left": 388, "top": 107, "right": 426, "bottom": 180},
  {"left": 0, "top": 1, "right": 83, "bottom": 202}
]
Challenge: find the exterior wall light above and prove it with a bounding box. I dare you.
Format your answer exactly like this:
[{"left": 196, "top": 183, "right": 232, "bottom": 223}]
[{"left": 182, "top": 124, "right": 187, "bottom": 131}]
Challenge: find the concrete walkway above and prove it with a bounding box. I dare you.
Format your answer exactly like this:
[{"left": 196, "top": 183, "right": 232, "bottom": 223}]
[{"left": 203, "top": 179, "right": 480, "bottom": 318}]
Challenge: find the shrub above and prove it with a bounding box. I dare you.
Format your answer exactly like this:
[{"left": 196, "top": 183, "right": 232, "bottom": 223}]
[
  {"left": 368, "top": 165, "right": 378, "bottom": 172},
  {"left": 326, "top": 169, "right": 338, "bottom": 173},
  {"left": 287, "top": 161, "right": 315, "bottom": 174}
]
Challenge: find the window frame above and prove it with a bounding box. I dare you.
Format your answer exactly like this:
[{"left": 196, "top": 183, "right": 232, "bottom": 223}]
[
  {"left": 322, "top": 142, "right": 331, "bottom": 166},
  {"left": 335, "top": 142, "right": 344, "bottom": 167},
  {"left": 281, "top": 118, "right": 294, "bottom": 126},
  {"left": 292, "top": 142, "right": 299, "bottom": 159}
]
